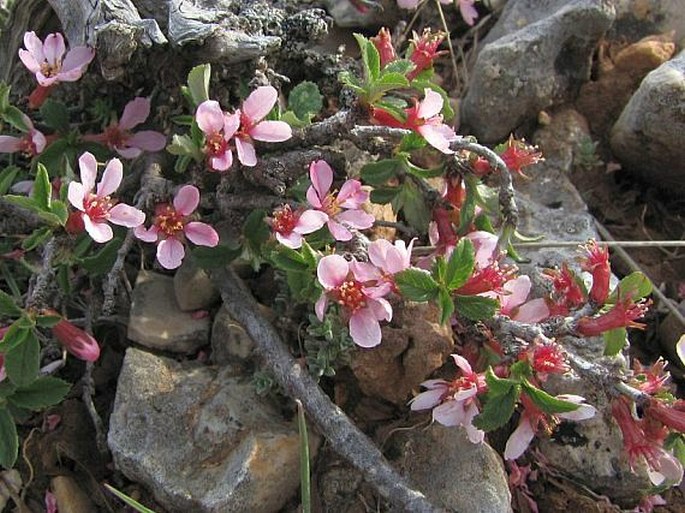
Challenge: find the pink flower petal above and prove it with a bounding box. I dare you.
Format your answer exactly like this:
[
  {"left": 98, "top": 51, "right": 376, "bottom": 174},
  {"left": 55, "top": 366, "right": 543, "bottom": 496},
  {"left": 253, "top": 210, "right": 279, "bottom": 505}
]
[
  {"left": 397, "top": 0, "right": 420, "bottom": 7},
  {"left": 433, "top": 400, "right": 466, "bottom": 426},
  {"left": 418, "top": 124, "right": 454, "bottom": 154},
  {"left": 306, "top": 186, "right": 322, "bottom": 209},
  {"left": 463, "top": 402, "right": 485, "bottom": 443},
  {"left": 23, "top": 31, "right": 45, "bottom": 63},
  {"left": 309, "top": 160, "right": 333, "bottom": 199},
  {"left": 134, "top": 224, "right": 159, "bottom": 243},
  {"left": 210, "top": 150, "right": 233, "bottom": 171},
  {"left": 196, "top": 100, "right": 225, "bottom": 135},
  {"left": 556, "top": 395, "right": 596, "bottom": 421},
  {"left": 96, "top": 158, "right": 123, "bottom": 197},
  {"left": 83, "top": 216, "right": 113, "bottom": 243},
  {"left": 184, "top": 222, "right": 219, "bottom": 247},
  {"left": 504, "top": 417, "right": 536, "bottom": 460},
  {"left": 276, "top": 231, "right": 303, "bottom": 249},
  {"left": 126, "top": 131, "right": 167, "bottom": 152},
  {"left": 467, "top": 231, "right": 499, "bottom": 267},
  {"left": 417, "top": 89, "right": 443, "bottom": 119},
  {"left": 18, "top": 50, "right": 40, "bottom": 74},
  {"left": 157, "top": 237, "right": 185, "bottom": 269},
  {"left": 459, "top": 0, "right": 479, "bottom": 26},
  {"left": 109, "top": 203, "right": 145, "bottom": 228},
  {"left": 32, "top": 130, "right": 47, "bottom": 153},
  {"left": 350, "top": 260, "right": 381, "bottom": 282},
  {"left": 119, "top": 97, "right": 150, "bottom": 130},
  {"left": 115, "top": 146, "right": 143, "bottom": 159},
  {"left": 250, "top": 120, "right": 292, "bottom": 142},
  {"left": 60, "top": 46, "right": 94, "bottom": 79},
  {"left": 235, "top": 137, "right": 257, "bottom": 166},
  {"left": 336, "top": 209, "right": 375, "bottom": 230},
  {"left": 349, "top": 307, "right": 382, "bottom": 347},
  {"left": 337, "top": 179, "right": 368, "bottom": 208},
  {"left": 317, "top": 254, "right": 348, "bottom": 289},
  {"left": 43, "top": 33, "right": 65, "bottom": 66},
  {"left": 173, "top": 185, "right": 199, "bottom": 216},
  {"left": 224, "top": 111, "right": 241, "bottom": 139},
  {"left": 78, "top": 152, "right": 98, "bottom": 193},
  {"left": 327, "top": 219, "right": 353, "bottom": 241},
  {"left": 410, "top": 388, "right": 446, "bottom": 411},
  {"left": 0, "top": 135, "right": 21, "bottom": 153},
  {"left": 648, "top": 451, "right": 684, "bottom": 486},
  {"left": 451, "top": 354, "right": 473, "bottom": 375},
  {"left": 499, "top": 275, "right": 531, "bottom": 314},
  {"left": 369, "top": 297, "right": 392, "bottom": 322},
  {"left": 513, "top": 298, "right": 550, "bottom": 323},
  {"left": 242, "top": 86, "right": 277, "bottom": 123},
  {"left": 293, "top": 209, "right": 327, "bottom": 234},
  {"left": 67, "top": 182, "right": 86, "bottom": 211},
  {"left": 315, "top": 294, "right": 328, "bottom": 321}
]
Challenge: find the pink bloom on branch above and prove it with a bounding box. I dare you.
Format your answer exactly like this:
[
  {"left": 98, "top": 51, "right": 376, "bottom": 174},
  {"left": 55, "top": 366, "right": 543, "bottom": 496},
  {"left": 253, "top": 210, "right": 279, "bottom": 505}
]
[
  {"left": 0, "top": 114, "right": 47, "bottom": 157},
  {"left": 86, "top": 97, "right": 166, "bottom": 159},
  {"left": 134, "top": 185, "right": 219, "bottom": 270},
  {"left": 52, "top": 319, "right": 100, "bottom": 362},
  {"left": 196, "top": 99, "right": 240, "bottom": 171},
  {"left": 307, "top": 160, "right": 375, "bottom": 241},
  {"left": 315, "top": 254, "right": 392, "bottom": 348},
  {"left": 18, "top": 31, "right": 94, "bottom": 87},
  {"left": 234, "top": 86, "right": 292, "bottom": 166},
  {"left": 368, "top": 238, "right": 414, "bottom": 290},
  {"left": 270, "top": 204, "right": 327, "bottom": 249},
  {"left": 67, "top": 152, "right": 145, "bottom": 243}
]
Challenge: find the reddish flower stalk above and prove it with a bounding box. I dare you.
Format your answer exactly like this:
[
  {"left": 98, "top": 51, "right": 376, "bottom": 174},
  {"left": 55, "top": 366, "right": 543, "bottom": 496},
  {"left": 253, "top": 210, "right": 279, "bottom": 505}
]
[
  {"left": 576, "top": 297, "right": 650, "bottom": 337},
  {"left": 370, "top": 27, "right": 396, "bottom": 68},
  {"left": 646, "top": 399, "right": 685, "bottom": 433},
  {"left": 611, "top": 396, "right": 665, "bottom": 470},
  {"left": 581, "top": 240, "right": 610, "bottom": 304}
]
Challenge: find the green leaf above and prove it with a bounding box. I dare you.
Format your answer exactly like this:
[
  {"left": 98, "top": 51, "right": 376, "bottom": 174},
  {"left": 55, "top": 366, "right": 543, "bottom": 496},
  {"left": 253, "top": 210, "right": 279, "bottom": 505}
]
[
  {"left": 39, "top": 99, "right": 70, "bottom": 132},
  {"left": 395, "top": 268, "right": 439, "bottom": 302},
  {"left": 243, "top": 209, "right": 269, "bottom": 253},
  {"left": 191, "top": 244, "right": 241, "bottom": 270},
  {"left": 437, "top": 288, "right": 454, "bottom": 325},
  {"left": 0, "top": 166, "right": 19, "bottom": 195},
  {"left": 0, "top": 408, "right": 18, "bottom": 469},
  {"left": 35, "top": 314, "right": 61, "bottom": 328},
  {"left": 398, "top": 132, "right": 427, "bottom": 153},
  {"left": 382, "top": 59, "right": 415, "bottom": 75},
  {"left": 0, "top": 323, "right": 30, "bottom": 353},
  {"left": 372, "top": 72, "right": 409, "bottom": 94},
  {"left": 0, "top": 381, "right": 16, "bottom": 399},
  {"left": 296, "top": 400, "right": 312, "bottom": 513},
  {"left": 371, "top": 100, "right": 405, "bottom": 122},
  {"left": 454, "top": 295, "right": 499, "bottom": 321},
  {"left": 354, "top": 33, "right": 380, "bottom": 82},
  {"left": 4, "top": 331, "right": 40, "bottom": 387},
  {"left": 400, "top": 182, "right": 430, "bottom": 232},
  {"left": 603, "top": 327, "right": 627, "bottom": 356},
  {"left": 104, "top": 484, "right": 159, "bottom": 513},
  {"left": 456, "top": 175, "right": 478, "bottom": 235},
  {"left": 288, "top": 81, "right": 323, "bottom": 121},
  {"left": 338, "top": 71, "right": 365, "bottom": 94},
  {"left": 445, "top": 238, "right": 475, "bottom": 290},
  {"left": 608, "top": 271, "right": 652, "bottom": 303},
  {"left": 4, "top": 195, "right": 63, "bottom": 226},
  {"left": 360, "top": 159, "right": 401, "bottom": 186},
  {"left": 280, "top": 110, "right": 308, "bottom": 129},
  {"left": 509, "top": 360, "right": 532, "bottom": 380},
  {"left": 80, "top": 237, "right": 122, "bottom": 276},
  {"left": 167, "top": 134, "right": 201, "bottom": 159},
  {"left": 48, "top": 200, "right": 69, "bottom": 226},
  {"left": 0, "top": 290, "right": 21, "bottom": 317},
  {"left": 521, "top": 380, "right": 580, "bottom": 414},
  {"left": 473, "top": 385, "right": 520, "bottom": 432},
  {"left": 0, "top": 83, "right": 9, "bottom": 112},
  {"left": 1, "top": 106, "right": 30, "bottom": 132},
  {"left": 31, "top": 164, "right": 52, "bottom": 210},
  {"left": 22, "top": 226, "right": 53, "bottom": 251},
  {"left": 370, "top": 186, "right": 400, "bottom": 204},
  {"left": 174, "top": 154, "right": 193, "bottom": 174},
  {"left": 403, "top": 159, "right": 444, "bottom": 179},
  {"left": 8, "top": 376, "right": 70, "bottom": 411},
  {"left": 271, "top": 246, "right": 310, "bottom": 273},
  {"left": 484, "top": 366, "right": 518, "bottom": 396},
  {"left": 187, "top": 63, "right": 211, "bottom": 107}
]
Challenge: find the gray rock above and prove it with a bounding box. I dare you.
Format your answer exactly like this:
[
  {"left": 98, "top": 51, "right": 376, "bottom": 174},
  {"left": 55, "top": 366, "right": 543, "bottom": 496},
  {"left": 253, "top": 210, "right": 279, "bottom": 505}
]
[
  {"left": 174, "top": 260, "right": 220, "bottom": 312},
  {"left": 612, "top": 0, "right": 685, "bottom": 48},
  {"left": 610, "top": 49, "right": 685, "bottom": 195},
  {"left": 128, "top": 271, "right": 209, "bottom": 353},
  {"left": 392, "top": 425, "right": 512, "bottom": 513},
  {"left": 211, "top": 304, "right": 257, "bottom": 363},
  {"left": 109, "top": 348, "right": 311, "bottom": 513},
  {"left": 460, "top": 0, "right": 615, "bottom": 142},
  {"left": 321, "top": 0, "right": 400, "bottom": 28}
]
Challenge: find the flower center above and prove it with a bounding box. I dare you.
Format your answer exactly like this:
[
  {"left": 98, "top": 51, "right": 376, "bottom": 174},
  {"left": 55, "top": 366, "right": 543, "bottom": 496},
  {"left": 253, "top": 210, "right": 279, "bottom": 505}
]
[
  {"left": 205, "top": 132, "right": 227, "bottom": 157},
  {"left": 17, "top": 136, "right": 37, "bottom": 157},
  {"left": 104, "top": 124, "right": 129, "bottom": 149},
  {"left": 335, "top": 280, "right": 366, "bottom": 312},
  {"left": 272, "top": 205, "right": 297, "bottom": 235},
  {"left": 40, "top": 61, "right": 61, "bottom": 78},
  {"left": 321, "top": 193, "right": 342, "bottom": 217},
  {"left": 154, "top": 204, "right": 185, "bottom": 238},
  {"left": 84, "top": 194, "right": 113, "bottom": 222}
]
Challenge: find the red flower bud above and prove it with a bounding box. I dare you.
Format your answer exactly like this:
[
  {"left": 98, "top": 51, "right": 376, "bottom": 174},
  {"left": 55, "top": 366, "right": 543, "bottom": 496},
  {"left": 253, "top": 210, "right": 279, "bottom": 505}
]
[
  {"left": 576, "top": 298, "right": 649, "bottom": 337},
  {"left": 407, "top": 29, "right": 447, "bottom": 81},
  {"left": 370, "top": 28, "right": 396, "bottom": 69},
  {"left": 28, "top": 85, "right": 54, "bottom": 110},
  {"left": 581, "top": 240, "right": 610, "bottom": 304},
  {"left": 52, "top": 319, "right": 100, "bottom": 362}
]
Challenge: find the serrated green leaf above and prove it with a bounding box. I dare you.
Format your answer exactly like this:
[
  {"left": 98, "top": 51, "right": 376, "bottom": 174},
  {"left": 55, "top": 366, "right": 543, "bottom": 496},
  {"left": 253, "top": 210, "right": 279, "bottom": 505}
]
[
  {"left": 2, "top": 106, "right": 30, "bottom": 132},
  {"left": 7, "top": 376, "right": 70, "bottom": 411},
  {"left": 521, "top": 380, "right": 580, "bottom": 414},
  {"left": 271, "top": 246, "right": 310, "bottom": 273},
  {"left": 187, "top": 64, "right": 211, "bottom": 107},
  {"left": 0, "top": 408, "right": 18, "bottom": 469},
  {"left": 370, "top": 186, "right": 400, "bottom": 204},
  {"left": 4, "top": 194, "right": 38, "bottom": 212},
  {"left": 445, "top": 238, "right": 475, "bottom": 290},
  {"left": 5, "top": 331, "right": 40, "bottom": 387},
  {"left": 437, "top": 288, "right": 454, "bottom": 325},
  {"left": 372, "top": 72, "right": 409, "bottom": 94},
  {"left": 338, "top": 71, "right": 365, "bottom": 93},
  {"left": 191, "top": 244, "right": 241, "bottom": 270},
  {"left": 454, "top": 295, "right": 499, "bottom": 321},
  {"left": 383, "top": 59, "right": 415, "bottom": 75},
  {"left": 286, "top": 269, "right": 320, "bottom": 304},
  {"left": 48, "top": 200, "right": 68, "bottom": 225},
  {"left": 603, "top": 327, "right": 627, "bottom": 356},
  {"left": 395, "top": 268, "right": 439, "bottom": 302},
  {"left": 80, "top": 237, "right": 122, "bottom": 276},
  {"left": 0, "top": 290, "right": 21, "bottom": 318},
  {"left": 509, "top": 360, "right": 532, "bottom": 380},
  {"left": 360, "top": 159, "right": 401, "bottom": 186},
  {"left": 608, "top": 272, "right": 652, "bottom": 303},
  {"left": 400, "top": 182, "right": 430, "bottom": 232},
  {"left": 39, "top": 99, "right": 70, "bottom": 132},
  {"left": 167, "top": 134, "right": 201, "bottom": 158},
  {"left": 289, "top": 81, "right": 323, "bottom": 121},
  {"left": 32, "top": 165, "right": 52, "bottom": 212},
  {"left": 36, "top": 138, "right": 72, "bottom": 172},
  {"left": 0, "top": 166, "right": 20, "bottom": 195},
  {"left": 372, "top": 100, "right": 406, "bottom": 123},
  {"left": 398, "top": 132, "right": 427, "bottom": 153},
  {"left": 473, "top": 385, "right": 519, "bottom": 432},
  {"left": 354, "top": 33, "right": 380, "bottom": 82},
  {"left": 21, "top": 226, "right": 53, "bottom": 251}
]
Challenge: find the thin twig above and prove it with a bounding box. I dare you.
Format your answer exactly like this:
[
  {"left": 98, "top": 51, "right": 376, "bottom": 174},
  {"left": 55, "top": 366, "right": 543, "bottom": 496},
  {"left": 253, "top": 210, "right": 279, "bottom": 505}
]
[
  {"left": 82, "top": 305, "right": 108, "bottom": 455},
  {"left": 210, "top": 266, "right": 447, "bottom": 513},
  {"left": 434, "top": 0, "right": 460, "bottom": 89},
  {"left": 26, "top": 236, "right": 56, "bottom": 311}
]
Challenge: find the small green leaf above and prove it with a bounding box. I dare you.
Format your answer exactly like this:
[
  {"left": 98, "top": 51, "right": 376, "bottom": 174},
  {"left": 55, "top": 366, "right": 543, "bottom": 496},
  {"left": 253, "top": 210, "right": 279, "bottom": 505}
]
[
  {"left": 0, "top": 323, "right": 30, "bottom": 353},
  {"left": 39, "top": 99, "right": 70, "bottom": 132},
  {"left": 370, "top": 186, "right": 400, "bottom": 204},
  {"left": 0, "top": 166, "right": 20, "bottom": 195},
  {"left": 445, "top": 238, "right": 475, "bottom": 290},
  {"left": 603, "top": 327, "right": 627, "bottom": 356},
  {"left": 174, "top": 154, "right": 193, "bottom": 174},
  {"left": 243, "top": 209, "right": 270, "bottom": 253},
  {"left": 484, "top": 367, "right": 518, "bottom": 396},
  {"left": 398, "top": 132, "right": 427, "bottom": 152},
  {"left": 2, "top": 106, "right": 30, "bottom": 132},
  {"left": 167, "top": 134, "right": 201, "bottom": 159},
  {"left": 0, "top": 83, "right": 9, "bottom": 112},
  {"left": 400, "top": 182, "right": 430, "bottom": 232},
  {"left": 35, "top": 314, "right": 62, "bottom": 328},
  {"left": 382, "top": 59, "right": 415, "bottom": 75},
  {"left": 48, "top": 200, "right": 69, "bottom": 226},
  {"left": 7, "top": 376, "right": 70, "bottom": 410},
  {"left": 187, "top": 63, "right": 211, "bottom": 107},
  {"left": 288, "top": 81, "right": 323, "bottom": 122},
  {"left": 437, "top": 288, "right": 454, "bottom": 325},
  {"left": 521, "top": 380, "right": 580, "bottom": 414},
  {"left": 191, "top": 244, "right": 241, "bottom": 270},
  {"left": 403, "top": 160, "right": 444, "bottom": 179},
  {"left": 509, "top": 360, "right": 532, "bottom": 380},
  {"left": 21, "top": 226, "right": 53, "bottom": 251},
  {"left": 0, "top": 408, "right": 18, "bottom": 469},
  {"left": 456, "top": 175, "right": 478, "bottom": 234},
  {"left": 395, "top": 268, "right": 439, "bottom": 302},
  {"left": 0, "top": 290, "right": 21, "bottom": 317},
  {"left": 354, "top": 33, "right": 380, "bottom": 82},
  {"left": 4, "top": 331, "right": 40, "bottom": 387},
  {"left": 473, "top": 385, "right": 520, "bottom": 432},
  {"left": 271, "top": 246, "right": 310, "bottom": 273},
  {"left": 608, "top": 272, "right": 652, "bottom": 303},
  {"left": 454, "top": 295, "right": 499, "bottom": 321},
  {"left": 338, "top": 71, "right": 365, "bottom": 94},
  {"left": 360, "top": 159, "right": 400, "bottom": 186},
  {"left": 80, "top": 237, "right": 122, "bottom": 276},
  {"left": 104, "top": 484, "right": 159, "bottom": 513},
  {"left": 372, "top": 72, "right": 409, "bottom": 94}
]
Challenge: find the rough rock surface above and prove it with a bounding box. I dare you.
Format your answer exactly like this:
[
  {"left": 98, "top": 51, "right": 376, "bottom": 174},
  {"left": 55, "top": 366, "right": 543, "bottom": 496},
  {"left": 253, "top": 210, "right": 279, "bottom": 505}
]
[
  {"left": 109, "top": 348, "right": 310, "bottom": 513},
  {"left": 460, "top": 0, "right": 615, "bottom": 142},
  {"left": 174, "top": 260, "right": 220, "bottom": 312},
  {"left": 128, "top": 271, "right": 210, "bottom": 353},
  {"left": 612, "top": 0, "right": 685, "bottom": 47},
  {"left": 610, "top": 49, "right": 685, "bottom": 195},
  {"left": 350, "top": 302, "right": 454, "bottom": 405},
  {"left": 211, "top": 303, "right": 275, "bottom": 363},
  {"left": 391, "top": 424, "right": 513, "bottom": 513}
]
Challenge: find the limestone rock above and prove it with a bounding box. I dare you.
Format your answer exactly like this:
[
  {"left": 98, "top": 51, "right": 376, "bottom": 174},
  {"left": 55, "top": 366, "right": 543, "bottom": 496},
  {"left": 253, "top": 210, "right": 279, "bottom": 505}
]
[
  {"left": 109, "top": 348, "right": 312, "bottom": 513},
  {"left": 51, "top": 475, "right": 95, "bottom": 513},
  {"left": 612, "top": 0, "right": 685, "bottom": 48},
  {"left": 174, "top": 260, "right": 220, "bottom": 312},
  {"left": 610, "top": 49, "right": 685, "bottom": 195},
  {"left": 211, "top": 303, "right": 277, "bottom": 363},
  {"left": 128, "top": 271, "right": 209, "bottom": 353},
  {"left": 392, "top": 424, "right": 513, "bottom": 513},
  {"left": 350, "top": 302, "right": 454, "bottom": 405},
  {"left": 461, "top": 0, "right": 615, "bottom": 142}
]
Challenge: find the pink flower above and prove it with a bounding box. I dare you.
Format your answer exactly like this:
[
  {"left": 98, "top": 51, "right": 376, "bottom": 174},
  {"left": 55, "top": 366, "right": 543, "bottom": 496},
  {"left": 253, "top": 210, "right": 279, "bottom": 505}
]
[
  {"left": 368, "top": 238, "right": 414, "bottom": 290},
  {"left": 45, "top": 491, "right": 58, "bottom": 513},
  {"left": 85, "top": 97, "right": 166, "bottom": 159},
  {"left": 372, "top": 89, "right": 458, "bottom": 154},
  {"left": 410, "top": 354, "right": 486, "bottom": 443},
  {"left": 307, "top": 160, "right": 375, "bottom": 241},
  {"left": 67, "top": 152, "right": 145, "bottom": 243},
  {"left": 196, "top": 100, "right": 240, "bottom": 171},
  {"left": 0, "top": 113, "right": 46, "bottom": 157},
  {"left": 315, "top": 254, "right": 392, "bottom": 347},
  {"left": 235, "top": 86, "right": 292, "bottom": 166},
  {"left": 18, "top": 31, "right": 94, "bottom": 87},
  {"left": 134, "top": 185, "right": 219, "bottom": 270},
  {"left": 580, "top": 240, "right": 610, "bottom": 305},
  {"left": 457, "top": 0, "right": 479, "bottom": 26},
  {"left": 269, "top": 204, "right": 327, "bottom": 249},
  {"left": 52, "top": 319, "right": 100, "bottom": 362}
]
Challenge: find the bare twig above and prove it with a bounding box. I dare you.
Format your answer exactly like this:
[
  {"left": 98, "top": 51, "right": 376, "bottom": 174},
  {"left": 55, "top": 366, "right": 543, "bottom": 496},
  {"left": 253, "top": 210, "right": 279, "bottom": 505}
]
[
  {"left": 210, "top": 266, "right": 447, "bottom": 513},
  {"left": 81, "top": 305, "right": 108, "bottom": 455},
  {"left": 25, "top": 236, "right": 56, "bottom": 311}
]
